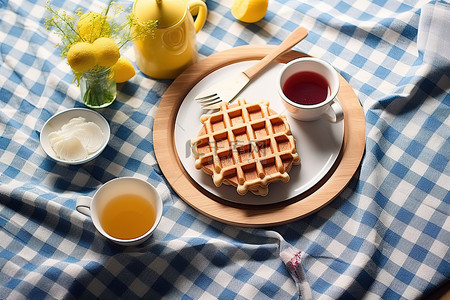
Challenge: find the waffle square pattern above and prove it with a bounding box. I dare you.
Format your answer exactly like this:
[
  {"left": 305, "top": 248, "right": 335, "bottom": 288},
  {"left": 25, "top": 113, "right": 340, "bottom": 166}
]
[{"left": 191, "top": 99, "right": 300, "bottom": 196}]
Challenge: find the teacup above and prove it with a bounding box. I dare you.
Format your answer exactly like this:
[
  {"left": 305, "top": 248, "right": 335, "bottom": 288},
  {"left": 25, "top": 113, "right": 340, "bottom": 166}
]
[
  {"left": 76, "top": 177, "right": 163, "bottom": 246},
  {"left": 278, "top": 57, "right": 344, "bottom": 122}
]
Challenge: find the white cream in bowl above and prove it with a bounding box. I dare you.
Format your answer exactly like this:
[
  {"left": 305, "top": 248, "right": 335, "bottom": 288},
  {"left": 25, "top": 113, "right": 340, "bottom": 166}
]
[
  {"left": 48, "top": 117, "right": 104, "bottom": 161},
  {"left": 40, "top": 108, "right": 110, "bottom": 165}
]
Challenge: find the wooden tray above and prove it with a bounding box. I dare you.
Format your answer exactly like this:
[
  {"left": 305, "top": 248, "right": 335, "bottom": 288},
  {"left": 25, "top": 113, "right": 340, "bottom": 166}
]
[{"left": 154, "top": 46, "right": 365, "bottom": 227}]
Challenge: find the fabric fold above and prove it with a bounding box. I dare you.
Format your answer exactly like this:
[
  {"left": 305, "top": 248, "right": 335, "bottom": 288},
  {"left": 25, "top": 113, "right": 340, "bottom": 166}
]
[
  {"left": 417, "top": 0, "right": 450, "bottom": 67},
  {"left": 280, "top": 246, "right": 312, "bottom": 300}
]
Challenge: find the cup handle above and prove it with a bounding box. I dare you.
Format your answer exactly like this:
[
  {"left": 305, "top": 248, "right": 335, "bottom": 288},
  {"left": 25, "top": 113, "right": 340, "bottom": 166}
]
[
  {"left": 323, "top": 100, "right": 344, "bottom": 123},
  {"left": 76, "top": 196, "right": 92, "bottom": 217},
  {"left": 188, "top": 0, "right": 207, "bottom": 33}
]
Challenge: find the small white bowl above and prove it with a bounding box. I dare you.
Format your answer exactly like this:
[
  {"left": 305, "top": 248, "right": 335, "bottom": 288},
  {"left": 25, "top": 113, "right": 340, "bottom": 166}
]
[{"left": 40, "top": 108, "right": 110, "bottom": 165}]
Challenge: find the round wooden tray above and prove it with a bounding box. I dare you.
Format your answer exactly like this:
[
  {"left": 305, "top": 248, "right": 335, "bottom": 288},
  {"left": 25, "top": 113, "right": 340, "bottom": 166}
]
[{"left": 154, "top": 46, "right": 365, "bottom": 227}]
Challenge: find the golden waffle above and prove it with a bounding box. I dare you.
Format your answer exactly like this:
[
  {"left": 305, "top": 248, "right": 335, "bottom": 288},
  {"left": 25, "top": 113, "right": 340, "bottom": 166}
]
[{"left": 191, "top": 99, "right": 300, "bottom": 196}]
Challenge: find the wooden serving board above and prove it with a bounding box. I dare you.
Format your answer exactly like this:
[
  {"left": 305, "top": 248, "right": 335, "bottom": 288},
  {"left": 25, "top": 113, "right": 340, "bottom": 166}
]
[{"left": 154, "top": 46, "right": 365, "bottom": 227}]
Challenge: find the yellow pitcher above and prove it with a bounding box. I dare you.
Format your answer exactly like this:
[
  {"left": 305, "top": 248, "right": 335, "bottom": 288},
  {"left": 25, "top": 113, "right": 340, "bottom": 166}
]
[{"left": 133, "top": 0, "right": 207, "bottom": 79}]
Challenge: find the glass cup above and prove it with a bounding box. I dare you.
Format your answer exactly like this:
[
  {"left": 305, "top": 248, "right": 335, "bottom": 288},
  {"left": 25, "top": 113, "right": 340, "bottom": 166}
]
[
  {"left": 76, "top": 177, "right": 163, "bottom": 246},
  {"left": 278, "top": 57, "right": 344, "bottom": 122},
  {"left": 80, "top": 67, "right": 116, "bottom": 109}
]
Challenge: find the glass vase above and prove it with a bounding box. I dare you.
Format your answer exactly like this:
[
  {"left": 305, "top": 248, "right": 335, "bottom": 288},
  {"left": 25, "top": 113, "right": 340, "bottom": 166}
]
[{"left": 80, "top": 67, "right": 116, "bottom": 108}]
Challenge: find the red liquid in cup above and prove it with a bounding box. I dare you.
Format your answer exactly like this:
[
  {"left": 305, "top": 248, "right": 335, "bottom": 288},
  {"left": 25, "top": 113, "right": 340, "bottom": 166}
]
[{"left": 282, "top": 71, "right": 329, "bottom": 105}]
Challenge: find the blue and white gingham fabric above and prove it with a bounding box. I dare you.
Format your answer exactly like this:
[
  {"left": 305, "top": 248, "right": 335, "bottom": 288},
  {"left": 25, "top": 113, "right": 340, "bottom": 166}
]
[{"left": 1, "top": 0, "right": 449, "bottom": 298}]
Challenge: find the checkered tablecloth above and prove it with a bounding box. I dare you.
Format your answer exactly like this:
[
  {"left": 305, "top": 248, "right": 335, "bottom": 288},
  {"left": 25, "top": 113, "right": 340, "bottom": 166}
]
[{"left": 1, "top": 0, "right": 449, "bottom": 299}]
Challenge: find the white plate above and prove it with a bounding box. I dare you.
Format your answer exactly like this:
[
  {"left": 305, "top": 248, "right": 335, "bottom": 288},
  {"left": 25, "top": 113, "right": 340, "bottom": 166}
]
[
  {"left": 40, "top": 108, "right": 110, "bottom": 165},
  {"left": 174, "top": 61, "right": 344, "bottom": 205}
]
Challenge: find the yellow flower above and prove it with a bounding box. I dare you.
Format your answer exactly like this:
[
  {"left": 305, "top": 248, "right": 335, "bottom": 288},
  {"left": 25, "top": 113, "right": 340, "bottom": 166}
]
[{"left": 45, "top": 1, "right": 158, "bottom": 84}]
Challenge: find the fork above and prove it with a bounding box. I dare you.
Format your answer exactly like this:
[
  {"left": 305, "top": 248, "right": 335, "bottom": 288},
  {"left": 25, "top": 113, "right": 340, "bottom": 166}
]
[{"left": 195, "top": 26, "right": 308, "bottom": 109}]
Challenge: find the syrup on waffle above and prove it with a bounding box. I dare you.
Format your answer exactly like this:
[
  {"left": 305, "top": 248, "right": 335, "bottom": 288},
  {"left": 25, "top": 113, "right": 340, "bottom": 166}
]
[{"left": 191, "top": 99, "right": 300, "bottom": 196}]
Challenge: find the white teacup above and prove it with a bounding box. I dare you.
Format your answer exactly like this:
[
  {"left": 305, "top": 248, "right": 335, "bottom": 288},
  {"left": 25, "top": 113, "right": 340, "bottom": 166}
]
[
  {"left": 278, "top": 57, "right": 344, "bottom": 122},
  {"left": 76, "top": 177, "right": 163, "bottom": 246}
]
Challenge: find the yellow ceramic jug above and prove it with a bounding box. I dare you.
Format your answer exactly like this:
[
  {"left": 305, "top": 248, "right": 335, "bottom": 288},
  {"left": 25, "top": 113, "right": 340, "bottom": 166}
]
[{"left": 133, "top": 0, "right": 207, "bottom": 79}]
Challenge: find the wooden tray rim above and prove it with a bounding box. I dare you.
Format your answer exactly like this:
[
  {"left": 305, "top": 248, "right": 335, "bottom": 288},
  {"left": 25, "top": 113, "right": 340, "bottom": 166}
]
[{"left": 153, "top": 45, "right": 365, "bottom": 227}]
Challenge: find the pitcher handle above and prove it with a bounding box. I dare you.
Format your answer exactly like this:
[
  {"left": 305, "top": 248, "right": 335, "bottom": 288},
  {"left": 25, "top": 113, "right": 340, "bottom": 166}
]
[{"left": 188, "top": 0, "right": 207, "bottom": 33}]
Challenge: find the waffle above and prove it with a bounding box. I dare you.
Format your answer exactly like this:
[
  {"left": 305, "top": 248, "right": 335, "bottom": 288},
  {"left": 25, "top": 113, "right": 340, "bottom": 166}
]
[{"left": 191, "top": 99, "right": 300, "bottom": 196}]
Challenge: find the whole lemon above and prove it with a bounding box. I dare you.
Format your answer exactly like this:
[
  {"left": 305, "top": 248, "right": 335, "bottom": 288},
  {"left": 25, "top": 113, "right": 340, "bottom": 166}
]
[
  {"left": 67, "top": 42, "right": 97, "bottom": 72},
  {"left": 77, "top": 12, "right": 110, "bottom": 43},
  {"left": 92, "top": 37, "right": 120, "bottom": 67},
  {"left": 112, "top": 56, "right": 136, "bottom": 83},
  {"left": 231, "top": 0, "right": 268, "bottom": 23}
]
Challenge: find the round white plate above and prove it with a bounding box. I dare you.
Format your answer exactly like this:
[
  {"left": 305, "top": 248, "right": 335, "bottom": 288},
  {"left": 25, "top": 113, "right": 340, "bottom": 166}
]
[
  {"left": 40, "top": 108, "right": 110, "bottom": 165},
  {"left": 174, "top": 61, "right": 344, "bottom": 205}
]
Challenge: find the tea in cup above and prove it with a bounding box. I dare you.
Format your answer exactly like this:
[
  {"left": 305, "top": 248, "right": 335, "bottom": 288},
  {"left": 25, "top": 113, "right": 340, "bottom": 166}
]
[
  {"left": 278, "top": 57, "right": 343, "bottom": 122},
  {"left": 76, "top": 177, "right": 163, "bottom": 246}
]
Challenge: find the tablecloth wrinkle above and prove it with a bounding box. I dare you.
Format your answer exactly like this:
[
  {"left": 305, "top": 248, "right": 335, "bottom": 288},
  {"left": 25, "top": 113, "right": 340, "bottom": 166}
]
[
  {"left": 281, "top": 247, "right": 311, "bottom": 300},
  {"left": 417, "top": 0, "right": 450, "bottom": 66},
  {"left": 1, "top": 0, "right": 449, "bottom": 299}
]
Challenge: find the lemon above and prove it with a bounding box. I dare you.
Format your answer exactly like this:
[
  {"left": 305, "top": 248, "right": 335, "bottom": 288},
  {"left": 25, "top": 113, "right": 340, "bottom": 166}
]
[
  {"left": 67, "top": 42, "right": 97, "bottom": 72},
  {"left": 77, "top": 12, "right": 110, "bottom": 43},
  {"left": 231, "top": 0, "right": 268, "bottom": 23},
  {"left": 112, "top": 56, "right": 136, "bottom": 83},
  {"left": 92, "top": 37, "right": 120, "bottom": 67}
]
